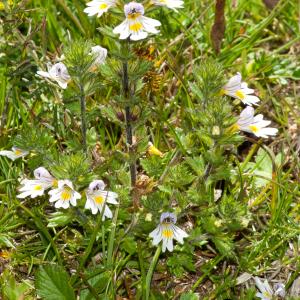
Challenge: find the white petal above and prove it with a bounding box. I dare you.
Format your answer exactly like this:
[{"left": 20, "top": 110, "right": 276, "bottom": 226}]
[
  {"left": 150, "top": 226, "right": 163, "bottom": 246},
  {"left": 0, "top": 151, "right": 17, "bottom": 160},
  {"left": 162, "top": 238, "right": 167, "bottom": 252},
  {"left": 85, "top": 197, "right": 92, "bottom": 209},
  {"left": 243, "top": 95, "right": 260, "bottom": 106},
  {"left": 61, "top": 200, "right": 70, "bottom": 209},
  {"left": 113, "top": 20, "right": 128, "bottom": 34},
  {"left": 102, "top": 205, "right": 112, "bottom": 220},
  {"left": 166, "top": 238, "right": 174, "bottom": 252},
  {"left": 54, "top": 199, "right": 64, "bottom": 208},
  {"left": 73, "top": 191, "right": 81, "bottom": 200},
  {"left": 37, "top": 71, "right": 51, "bottom": 78},
  {"left": 141, "top": 16, "right": 161, "bottom": 32},
  {"left": 57, "top": 80, "right": 68, "bottom": 89},
  {"left": 17, "top": 191, "right": 33, "bottom": 199},
  {"left": 173, "top": 225, "right": 188, "bottom": 244},
  {"left": 224, "top": 72, "right": 242, "bottom": 93},
  {"left": 130, "top": 31, "right": 148, "bottom": 41},
  {"left": 70, "top": 196, "right": 77, "bottom": 207}
]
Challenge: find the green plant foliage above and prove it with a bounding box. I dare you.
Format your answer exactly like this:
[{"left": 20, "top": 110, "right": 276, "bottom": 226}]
[
  {"left": 35, "top": 265, "right": 75, "bottom": 300},
  {"left": 1, "top": 0, "right": 299, "bottom": 298}
]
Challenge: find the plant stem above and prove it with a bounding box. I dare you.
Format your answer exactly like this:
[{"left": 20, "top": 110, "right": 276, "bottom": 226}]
[
  {"left": 80, "top": 84, "right": 87, "bottom": 154},
  {"left": 145, "top": 245, "right": 161, "bottom": 300},
  {"left": 122, "top": 60, "right": 136, "bottom": 187}
]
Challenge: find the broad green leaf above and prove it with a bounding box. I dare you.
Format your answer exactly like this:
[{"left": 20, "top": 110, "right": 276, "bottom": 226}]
[{"left": 35, "top": 265, "right": 75, "bottom": 300}]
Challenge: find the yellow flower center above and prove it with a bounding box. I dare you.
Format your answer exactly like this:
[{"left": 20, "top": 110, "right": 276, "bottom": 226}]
[
  {"left": 129, "top": 22, "right": 142, "bottom": 32},
  {"left": 263, "top": 291, "right": 272, "bottom": 298},
  {"left": 61, "top": 187, "right": 72, "bottom": 201},
  {"left": 219, "top": 89, "right": 226, "bottom": 96},
  {"left": 14, "top": 149, "right": 22, "bottom": 156},
  {"left": 249, "top": 125, "right": 259, "bottom": 133},
  {"left": 52, "top": 179, "right": 58, "bottom": 188},
  {"left": 99, "top": 3, "right": 108, "bottom": 10},
  {"left": 232, "top": 123, "right": 240, "bottom": 132},
  {"left": 162, "top": 228, "right": 173, "bottom": 238},
  {"left": 34, "top": 185, "right": 42, "bottom": 191},
  {"left": 94, "top": 195, "right": 104, "bottom": 204},
  {"left": 127, "top": 12, "right": 141, "bottom": 20},
  {"left": 235, "top": 90, "right": 245, "bottom": 99}
]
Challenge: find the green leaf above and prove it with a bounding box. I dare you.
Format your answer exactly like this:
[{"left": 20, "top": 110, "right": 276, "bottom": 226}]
[
  {"left": 35, "top": 265, "right": 75, "bottom": 300},
  {"left": 180, "top": 292, "right": 199, "bottom": 300},
  {"left": 120, "top": 236, "right": 137, "bottom": 255},
  {"left": 80, "top": 271, "right": 110, "bottom": 300}
]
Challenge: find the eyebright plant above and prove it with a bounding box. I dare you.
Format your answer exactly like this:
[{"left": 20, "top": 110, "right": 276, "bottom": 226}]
[{"left": 0, "top": 0, "right": 287, "bottom": 299}]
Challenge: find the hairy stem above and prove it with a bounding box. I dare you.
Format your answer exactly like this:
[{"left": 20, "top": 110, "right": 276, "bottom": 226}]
[
  {"left": 80, "top": 84, "right": 87, "bottom": 153},
  {"left": 122, "top": 60, "right": 136, "bottom": 187}
]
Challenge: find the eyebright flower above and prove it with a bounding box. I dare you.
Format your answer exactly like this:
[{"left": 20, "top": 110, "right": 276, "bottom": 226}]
[
  {"left": 149, "top": 212, "right": 188, "bottom": 252},
  {"left": 254, "top": 277, "right": 286, "bottom": 300},
  {"left": 113, "top": 2, "right": 161, "bottom": 41},
  {"left": 236, "top": 106, "right": 278, "bottom": 138},
  {"left": 90, "top": 45, "right": 107, "bottom": 68},
  {"left": 0, "top": 147, "right": 28, "bottom": 161},
  {"left": 37, "top": 63, "right": 70, "bottom": 89},
  {"left": 84, "top": 0, "right": 116, "bottom": 17},
  {"left": 148, "top": 142, "right": 163, "bottom": 157},
  {"left": 85, "top": 180, "right": 118, "bottom": 219},
  {"left": 152, "top": 0, "right": 184, "bottom": 11},
  {"left": 222, "top": 72, "right": 260, "bottom": 106},
  {"left": 49, "top": 180, "right": 81, "bottom": 209},
  {"left": 17, "top": 167, "right": 57, "bottom": 199}
]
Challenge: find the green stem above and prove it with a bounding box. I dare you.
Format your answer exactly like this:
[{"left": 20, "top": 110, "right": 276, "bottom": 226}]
[
  {"left": 80, "top": 84, "right": 87, "bottom": 154},
  {"left": 79, "top": 214, "right": 102, "bottom": 270},
  {"left": 192, "top": 255, "right": 223, "bottom": 291},
  {"left": 106, "top": 205, "right": 119, "bottom": 298},
  {"left": 122, "top": 60, "right": 136, "bottom": 187},
  {"left": 19, "top": 204, "right": 63, "bottom": 265},
  {"left": 145, "top": 246, "right": 161, "bottom": 300}
]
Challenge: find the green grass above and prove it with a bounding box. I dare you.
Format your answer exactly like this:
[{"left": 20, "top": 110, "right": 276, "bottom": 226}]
[{"left": 0, "top": 0, "right": 300, "bottom": 299}]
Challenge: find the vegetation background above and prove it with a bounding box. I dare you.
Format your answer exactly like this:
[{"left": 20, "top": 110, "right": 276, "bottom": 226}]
[{"left": 0, "top": 0, "right": 300, "bottom": 299}]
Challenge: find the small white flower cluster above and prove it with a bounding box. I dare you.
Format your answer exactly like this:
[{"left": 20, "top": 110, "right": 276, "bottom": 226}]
[
  {"left": 36, "top": 45, "right": 107, "bottom": 89},
  {"left": 84, "top": 0, "right": 184, "bottom": 41},
  {"left": 0, "top": 146, "right": 28, "bottom": 161},
  {"left": 17, "top": 167, "right": 118, "bottom": 220},
  {"left": 17, "top": 167, "right": 187, "bottom": 251},
  {"left": 223, "top": 73, "right": 278, "bottom": 138}
]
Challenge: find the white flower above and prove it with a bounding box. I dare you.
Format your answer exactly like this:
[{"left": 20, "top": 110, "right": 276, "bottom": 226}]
[
  {"left": 113, "top": 2, "right": 161, "bottom": 41},
  {"left": 254, "top": 277, "right": 286, "bottom": 300},
  {"left": 84, "top": 0, "right": 116, "bottom": 17},
  {"left": 149, "top": 212, "right": 188, "bottom": 252},
  {"left": 152, "top": 0, "right": 184, "bottom": 11},
  {"left": 49, "top": 180, "right": 81, "bottom": 209},
  {"left": 85, "top": 180, "right": 118, "bottom": 220},
  {"left": 222, "top": 72, "right": 260, "bottom": 106},
  {"left": 90, "top": 45, "right": 107, "bottom": 67},
  {"left": 37, "top": 63, "right": 70, "bottom": 89},
  {"left": 236, "top": 106, "right": 278, "bottom": 138},
  {"left": 0, "top": 147, "right": 28, "bottom": 161},
  {"left": 17, "top": 167, "right": 57, "bottom": 199}
]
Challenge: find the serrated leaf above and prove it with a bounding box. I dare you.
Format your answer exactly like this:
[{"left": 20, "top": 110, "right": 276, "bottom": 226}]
[{"left": 35, "top": 265, "right": 75, "bottom": 300}]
